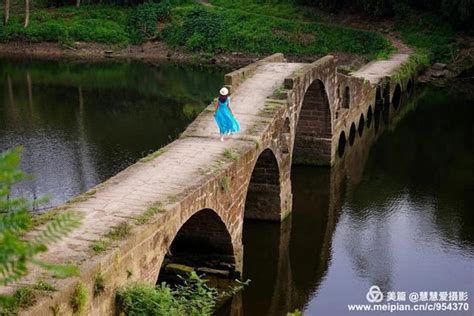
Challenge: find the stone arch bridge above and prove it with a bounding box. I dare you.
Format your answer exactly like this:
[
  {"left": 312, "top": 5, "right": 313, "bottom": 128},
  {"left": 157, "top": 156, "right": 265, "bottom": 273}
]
[{"left": 10, "top": 52, "right": 415, "bottom": 315}]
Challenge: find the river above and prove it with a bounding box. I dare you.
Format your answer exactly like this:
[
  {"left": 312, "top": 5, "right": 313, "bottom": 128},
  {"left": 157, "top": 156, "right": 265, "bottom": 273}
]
[{"left": 1, "top": 59, "right": 473, "bottom": 315}]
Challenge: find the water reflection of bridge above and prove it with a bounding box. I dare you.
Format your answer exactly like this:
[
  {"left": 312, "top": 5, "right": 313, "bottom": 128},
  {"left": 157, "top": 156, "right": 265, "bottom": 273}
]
[{"left": 218, "top": 90, "right": 420, "bottom": 315}]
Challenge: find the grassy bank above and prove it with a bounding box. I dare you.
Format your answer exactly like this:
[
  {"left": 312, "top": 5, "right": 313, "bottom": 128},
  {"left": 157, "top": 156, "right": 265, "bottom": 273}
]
[
  {"left": 0, "top": 0, "right": 462, "bottom": 63},
  {"left": 0, "top": 5, "right": 131, "bottom": 45},
  {"left": 0, "top": 1, "right": 394, "bottom": 60},
  {"left": 162, "top": 4, "right": 392, "bottom": 59},
  {"left": 395, "top": 13, "right": 465, "bottom": 63}
]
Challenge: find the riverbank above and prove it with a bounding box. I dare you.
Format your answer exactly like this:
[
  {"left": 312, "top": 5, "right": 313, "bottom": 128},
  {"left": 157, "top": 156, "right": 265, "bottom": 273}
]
[
  {"left": 0, "top": 40, "right": 370, "bottom": 68},
  {"left": 0, "top": 2, "right": 392, "bottom": 68},
  {"left": 0, "top": 0, "right": 471, "bottom": 72}
]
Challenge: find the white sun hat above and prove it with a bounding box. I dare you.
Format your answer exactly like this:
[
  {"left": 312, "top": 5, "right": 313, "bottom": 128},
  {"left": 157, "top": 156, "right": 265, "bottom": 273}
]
[{"left": 220, "top": 87, "right": 229, "bottom": 96}]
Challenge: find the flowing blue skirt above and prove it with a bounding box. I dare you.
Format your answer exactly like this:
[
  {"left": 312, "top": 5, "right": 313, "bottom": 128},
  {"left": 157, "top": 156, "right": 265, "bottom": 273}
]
[{"left": 214, "top": 104, "right": 241, "bottom": 135}]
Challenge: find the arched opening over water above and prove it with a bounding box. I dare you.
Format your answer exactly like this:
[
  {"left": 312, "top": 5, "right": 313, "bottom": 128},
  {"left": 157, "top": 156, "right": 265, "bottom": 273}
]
[
  {"left": 281, "top": 118, "right": 291, "bottom": 154},
  {"left": 382, "top": 83, "right": 391, "bottom": 124},
  {"left": 342, "top": 86, "right": 350, "bottom": 109},
  {"left": 392, "top": 84, "right": 402, "bottom": 110},
  {"left": 407, "top": 79, "right": 413, "bottom": 96},
  {"left": 374, "top": 87, "right": 383, "bottom": 133},
  {"left": 349, "top": 123, "right": 356, "bottom": 146},
  {"left": 296, "top": 79, "right": 331, "bottom": 139},
  {"left": 245, "top": 148, "right": 282, "bottom": 221},
  {"left": 358, "top": 113, "right": 365, "bottom": 137},
  {"left": 158, "top": 208, "right": 236, "bottom": 283},
  {"left": 367, "top": 105, "right": 373, "bottom": 128},
  {"left": 294, "top": 79, "right": 331, "bottom": 164},
  {"left": 338, "top": 131, "right": 346, "bottom": 158}
]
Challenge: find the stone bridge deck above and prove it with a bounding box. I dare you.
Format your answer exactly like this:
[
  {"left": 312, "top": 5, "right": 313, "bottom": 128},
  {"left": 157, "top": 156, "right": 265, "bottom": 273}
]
[
  {"left": 27, "top": 60, "right": 306, "bottom": 273},
  {"left": 3, "top": 51, "right": 422, "bottom": 315}
]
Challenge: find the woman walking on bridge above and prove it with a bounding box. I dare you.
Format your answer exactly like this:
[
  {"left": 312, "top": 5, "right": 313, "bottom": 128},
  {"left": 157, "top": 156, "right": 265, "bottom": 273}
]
[{"left": 214, "top": 87, "right": 240, "bottom": 141}]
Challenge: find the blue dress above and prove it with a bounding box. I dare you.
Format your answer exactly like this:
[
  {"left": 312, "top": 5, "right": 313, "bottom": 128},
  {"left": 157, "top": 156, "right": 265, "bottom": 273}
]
[{"left": 214, "top": 97, "right": 241, "bottom": 135}]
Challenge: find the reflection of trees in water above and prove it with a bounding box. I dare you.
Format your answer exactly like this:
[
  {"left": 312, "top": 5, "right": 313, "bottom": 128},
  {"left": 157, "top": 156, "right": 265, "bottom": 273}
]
[
  {"left": 341, "top": 85, "right": 474, "bottom": 297},
  {"left": 0, "top": 60, "right": 224, "bottom": 208},
  {"left": 350, "top": 86, "right": 474, "bottom": 250},
  {"left": 219, "top": 84, "right": 473, "bottom": 316},
  {"left": 0, "top": 59, "right": 225, "bottom": 103}
]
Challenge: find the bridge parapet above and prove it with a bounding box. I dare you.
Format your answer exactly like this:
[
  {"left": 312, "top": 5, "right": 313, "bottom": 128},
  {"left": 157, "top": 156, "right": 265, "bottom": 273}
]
[{"left": 224, "top": 53, "right": 285, "bottom": 94}]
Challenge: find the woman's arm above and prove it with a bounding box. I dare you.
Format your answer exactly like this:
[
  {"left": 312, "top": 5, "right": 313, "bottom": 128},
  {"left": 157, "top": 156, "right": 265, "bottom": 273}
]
[{"left": 227, "top": 97, "right": 234, "bottom": 115}]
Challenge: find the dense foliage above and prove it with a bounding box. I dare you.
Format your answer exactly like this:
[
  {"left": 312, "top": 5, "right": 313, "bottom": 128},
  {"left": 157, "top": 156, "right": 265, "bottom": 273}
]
[
  {"left": 1, "top": 0, "right": 466, "bottom": 62},
  {"left": 127, "top": 1, "right": 170, "bottom": 43},
  {"left": 162, "top": 5, "right": 392, "bottom": 58},
  {"left": 117, "top": 272, "right": 230, "bottom": 316},
  {"left": 0, "top": 5, "right": 130, "bottom": 45},
  {"left": 299, "top": 0, "right": 473, "bottom": 33},
  {"left": 0, "top": 0, "right": 393, "bottom": 59},
  {"left": 0, "top": 148, "right": 81, "bottom": 313}
]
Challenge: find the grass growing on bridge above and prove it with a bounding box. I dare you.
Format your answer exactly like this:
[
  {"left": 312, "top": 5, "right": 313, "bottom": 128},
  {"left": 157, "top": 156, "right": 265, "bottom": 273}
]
[
  {"left": 93, "top": 274, "right": 106, "bottom": 298},
  {"left": 3, "top": 281, "right": 57, "bottom": 313},
  {"left": 223, "top": 149, "right": 239, "bottom": 161},
  {"left": 89, "top": 222, "right": 131, "bottom": 254},
  {"left": 70, "top": 281, "right": 88, "bottom": 315},
  {"left": 135, "top": 201, "right": 166, "bottom": 225}
]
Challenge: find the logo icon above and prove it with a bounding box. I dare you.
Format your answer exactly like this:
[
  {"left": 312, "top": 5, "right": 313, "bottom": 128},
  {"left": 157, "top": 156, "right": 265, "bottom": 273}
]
[{"left": 366, "top": 285, "right": 384, "bottom": 303}]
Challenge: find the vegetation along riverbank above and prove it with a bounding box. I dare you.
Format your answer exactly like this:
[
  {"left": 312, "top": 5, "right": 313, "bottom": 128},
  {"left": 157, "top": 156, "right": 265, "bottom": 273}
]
[{"left": 0, "top": 0, "right": 472, "bottom": 68}]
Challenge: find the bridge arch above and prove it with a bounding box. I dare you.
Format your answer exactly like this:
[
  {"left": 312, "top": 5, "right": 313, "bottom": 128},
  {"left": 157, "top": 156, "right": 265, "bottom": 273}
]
[
  {"left": 158, "top": 208, "right": 237, "bottom": 282},
  {"left": 367, "top": 105, "right": 373, "bottom": 128},
  {"left": 392, "top": 84, "right": 402, "bottom": 109},
  {"left": 294, "top": 79, "right": 332, "bottom": 165},
  {"left": 407, "top": 79, "right": 413, "bottom": 96},
  {"left": 358, "top": 113, "right": 365, "bottom": 137},
  {"left": 338, "top": 131, "right": 346, "bottom": 158},
  {"left": 245, "top": 148, "right": 282, "bottom": 221},
  {"left": 342, "top": 86, "right": 350, "bottom": 109},
  {"left": 349, "top": 122, "right": 356, "bottom": 146}
]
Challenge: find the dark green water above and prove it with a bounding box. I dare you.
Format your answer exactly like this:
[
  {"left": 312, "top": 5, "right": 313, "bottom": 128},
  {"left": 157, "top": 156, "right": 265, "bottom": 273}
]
[
  {"left": 0, "top": 59, "right": 225, "bottom": 208},
  {"left": 217, "top": 84, "right": 474, "bottom": 315},
  {"left": 1, "top": 59, "right": 473, "bottom": 315}
]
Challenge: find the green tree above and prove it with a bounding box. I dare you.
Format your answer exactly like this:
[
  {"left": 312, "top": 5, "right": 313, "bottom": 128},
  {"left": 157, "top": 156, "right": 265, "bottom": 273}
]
[{"left": 0, "top": 147, "right": 81, "bottom": 310}]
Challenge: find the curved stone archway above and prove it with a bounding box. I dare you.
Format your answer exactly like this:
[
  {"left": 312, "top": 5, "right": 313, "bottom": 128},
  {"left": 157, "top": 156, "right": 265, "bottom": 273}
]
[
  {"left": 245, "top": 148, "right": 282, "bottom": 221},
  {"left": 158, "top": 208, "right": 238, "bottom": 283},
  {"left": 338, "top": 131, "right": 346, "bottom": 158},
  {"left": 358, "top": 113, "right": 365, "bottom": 137},
  {"left": 349, "top": 122, "right": 356, "bottom": 146},
  {"left": 407, "top": 79, "right": 413, "bottom": 96},
  {"left": 294, "top": 79, "right": 332, "bottom": 165},
  {"left": 367, "top": 105, "right": 373, "bottom": 128},
  {"left": 392, "top": 84, "right": 402, "bottom": 109}
]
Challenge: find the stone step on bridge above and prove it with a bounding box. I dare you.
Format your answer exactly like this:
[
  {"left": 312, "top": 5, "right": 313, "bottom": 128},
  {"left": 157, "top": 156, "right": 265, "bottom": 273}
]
[{"left": 5, "top": 52, "right": 417, "bottom": 315}]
